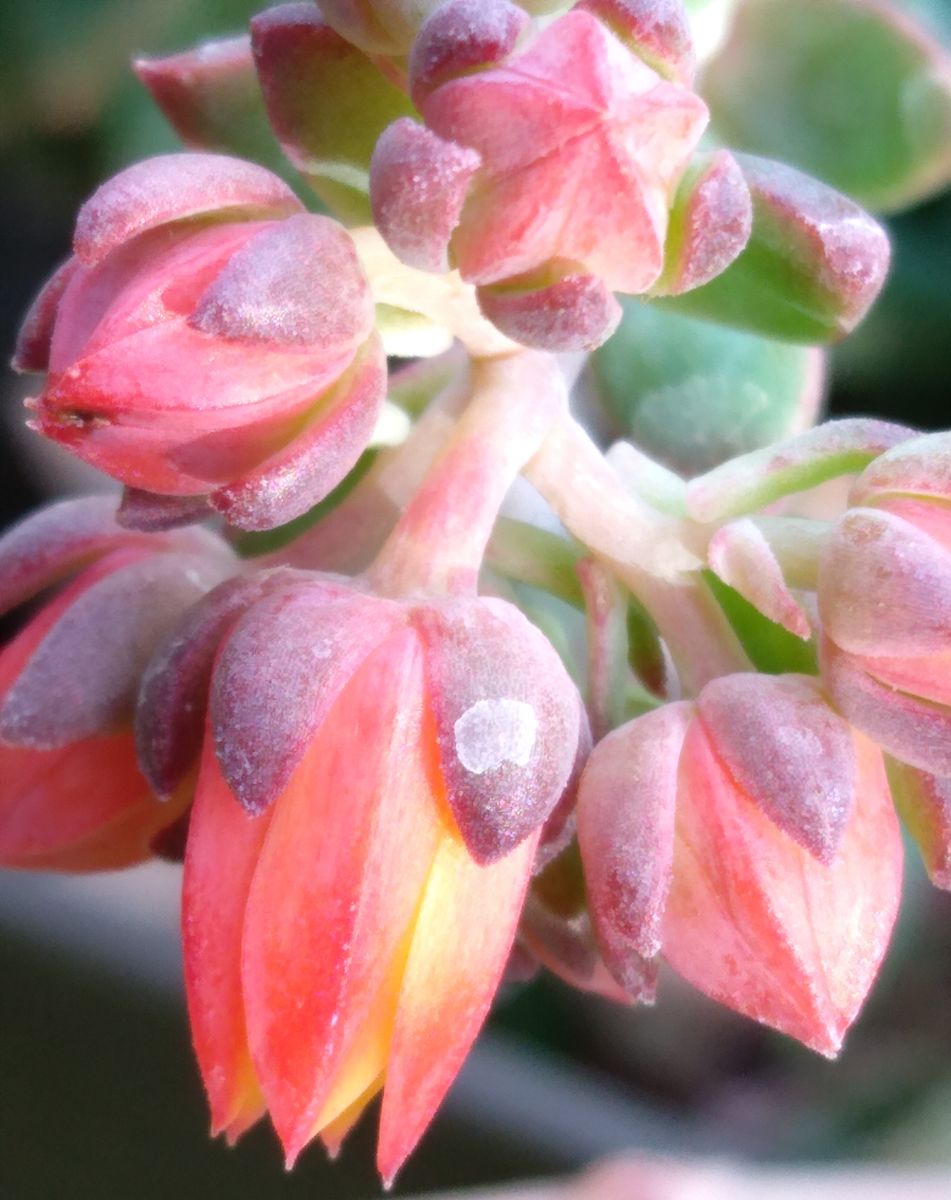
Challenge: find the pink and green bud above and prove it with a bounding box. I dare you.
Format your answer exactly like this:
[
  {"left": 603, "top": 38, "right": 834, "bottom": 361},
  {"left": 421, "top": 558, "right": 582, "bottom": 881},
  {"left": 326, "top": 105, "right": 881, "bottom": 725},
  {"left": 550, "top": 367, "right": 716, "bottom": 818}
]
[
  {"left": 251, "top": 5, "right": 416, "bottom": 222},
  {"left": 660, "top": 155, "right": 892, "bottom": 343},
  {"left": 819, "top": 434, "right": 951, "bottom": 776},
  {"left": 707, "top": 518, "right": 811, "bottom": 639},
  {"left": 579, "top": 677, "right": 903, "bottom": 1054},
  {"left": 134, "top": 37, "right": 277, "bottom": 166},
  {"left": 372, "top": 7, "right": 711, "bottom": 349},
  {"left": 0, "top": 498, "right": 234, "bottom": 870},
  {"left": 17, "top": 154, "right": 385, "bottom": 531}
]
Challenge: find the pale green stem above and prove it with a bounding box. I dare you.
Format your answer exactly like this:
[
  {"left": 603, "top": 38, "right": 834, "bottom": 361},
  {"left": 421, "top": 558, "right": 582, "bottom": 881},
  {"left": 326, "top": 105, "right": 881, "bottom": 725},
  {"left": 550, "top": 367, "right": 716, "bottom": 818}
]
[{"left": 367, "top": 351, "right": 567, "bottom": 598}]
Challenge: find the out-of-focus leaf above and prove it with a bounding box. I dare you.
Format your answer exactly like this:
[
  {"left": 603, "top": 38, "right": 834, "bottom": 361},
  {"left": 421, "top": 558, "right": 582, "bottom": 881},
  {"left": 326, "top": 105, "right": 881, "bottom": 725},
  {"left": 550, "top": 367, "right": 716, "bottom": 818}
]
[
  {"left": 591, "top": 300, "right": 825, "bottom": 475},
  {"left": 702, "top": 0, "right": 951, "bottom": 214}
]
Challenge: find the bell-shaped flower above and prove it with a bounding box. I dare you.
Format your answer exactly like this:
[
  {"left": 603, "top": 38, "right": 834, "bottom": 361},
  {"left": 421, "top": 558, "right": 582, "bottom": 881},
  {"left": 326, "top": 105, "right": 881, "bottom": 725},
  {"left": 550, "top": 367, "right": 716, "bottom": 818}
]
[
  {"left": 0, "top": 497, "right": 234, "bottom": 869},
  {"left": 14, "top": 152, "right": 385, "bottom": 531},
  {"left": 370, "top": 1, "right": 746, "bottom": 350},
  {"left": 578, "top": 673, "right": 903, "bottom": 1055},
  {"left": 134, "top": 571, "right": 585, "bottom": 1176},
  {"left": 819, "top": 431, "right": 951, "bottom": 777}
]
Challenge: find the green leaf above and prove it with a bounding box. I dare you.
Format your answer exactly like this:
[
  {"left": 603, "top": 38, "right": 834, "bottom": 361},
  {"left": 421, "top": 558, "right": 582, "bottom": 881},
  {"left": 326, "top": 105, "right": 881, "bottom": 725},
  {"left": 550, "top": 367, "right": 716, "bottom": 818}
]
[
  {"left": 591, "top": 299, "right": 825, "bottom": 475},
  {"left": 702, "top": 0, "right": 951, "bottom": 213}
]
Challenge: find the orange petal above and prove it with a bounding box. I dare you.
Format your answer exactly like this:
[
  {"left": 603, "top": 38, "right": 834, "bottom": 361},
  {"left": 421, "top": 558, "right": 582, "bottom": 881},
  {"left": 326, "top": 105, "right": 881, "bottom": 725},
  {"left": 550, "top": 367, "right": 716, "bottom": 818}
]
[
  {"left": 663, "top": 723, "right": 902, "bottom": 1056},
  {"left": 377, "top": 826, "right": 538, "bottom": 1186},
  {"left": 240, "top": 628, "right": 444, "bottom": 1163},
  {"left": 319, "top": 1073, "right": 384, "bottom": 1160},
  {"left": 182, "top": 731, "right": 270, "bottom": 1137}
]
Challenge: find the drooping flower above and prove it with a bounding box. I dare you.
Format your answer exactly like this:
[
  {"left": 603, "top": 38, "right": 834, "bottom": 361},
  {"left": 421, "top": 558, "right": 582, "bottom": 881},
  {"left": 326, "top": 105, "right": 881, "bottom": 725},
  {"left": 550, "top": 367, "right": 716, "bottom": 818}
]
[
  {"left": 130, "top": 350, "right": 585, "bottom": 1178},
  {"left": 0, "top": 497, "right": 234, "bottom": 869},
  {"left": 14, "top": 152, "right": 385, "bottom": 532},
  {"left": 370, "top": 0, "right": 750, "bottom": 350},
  {"left": 135, "top": 571, "right": 584, "bottom": 1176},
  {"left": 819, "top": 431, "right": 951, "bottom": 777},
  {"left": 577, "top": 673, "right": 903, "bottom": 1054}
]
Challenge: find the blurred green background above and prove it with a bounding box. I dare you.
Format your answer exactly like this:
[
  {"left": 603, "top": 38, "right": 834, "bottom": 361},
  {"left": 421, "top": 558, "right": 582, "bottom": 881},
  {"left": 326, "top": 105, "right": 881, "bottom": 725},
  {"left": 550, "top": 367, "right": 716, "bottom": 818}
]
[{"left": 3, "top": 2, "right": 951, "bottom": 1198}]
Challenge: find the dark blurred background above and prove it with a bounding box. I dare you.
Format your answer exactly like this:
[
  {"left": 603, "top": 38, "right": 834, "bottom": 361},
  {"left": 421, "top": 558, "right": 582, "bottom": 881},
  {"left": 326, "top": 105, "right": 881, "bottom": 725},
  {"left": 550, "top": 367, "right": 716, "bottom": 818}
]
[{"left": 3, "top": 3, "right": 951, "bottom": 1198}]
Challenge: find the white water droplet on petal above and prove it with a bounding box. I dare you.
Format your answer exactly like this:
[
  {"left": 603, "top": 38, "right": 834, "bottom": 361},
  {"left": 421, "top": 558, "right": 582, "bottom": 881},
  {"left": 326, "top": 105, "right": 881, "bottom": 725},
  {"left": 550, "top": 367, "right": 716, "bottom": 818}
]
[{"left": 453, "top": 698, "right": 538, "bottom": 775}]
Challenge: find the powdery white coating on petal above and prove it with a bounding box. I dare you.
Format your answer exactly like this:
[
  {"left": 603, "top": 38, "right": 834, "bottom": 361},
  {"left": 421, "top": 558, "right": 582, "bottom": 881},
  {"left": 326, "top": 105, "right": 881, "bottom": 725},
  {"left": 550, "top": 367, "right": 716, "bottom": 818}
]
[
  {"left": 0, "top": 495, "right": 141, "bottom": 616},
  {"left": 211, "top": 583, "right": 403, "bottom": 813},
  {"left": 0, "top": 550, "right": 228, "bottom": 749},
  {"left": 822, "top": 636, "right": 951, "bottom": 777},
  {"left": 409, "top": 0, "right": 528, "bottom": 104},
  {"left": 476, "top": 272, "right": 623, "bottom": 351},
  {"left": 577, "top": 702, "right": 691, "bottom": 966},
  {"left": 370, "top": 118, "right": 481, "bottom": 274},
  {"left": 453, "top": 698, "right": 538, "bottom": 774},
  {"left": 210, "top": 334, "right": 385, "bottom": 531},
  {"left": 851, "top": 430, "right": 951, "bottom": 508},
  {"left": 12, "top": 257, "right": 79, "bottom": 374},
  {"left": 414, "top": 596, "right": 582, "bottom": 863},
  {"left": 189, "top": 214, "right": 373, "bottom": 348},
  {"left": 708, "top": 518, "right": 810, "bottom": 639},
  {"left": 135, "top": 567, "right": 311, "bottom": 798},
  {"left": 819, "top": 506, "right": 951, "bottom": 658},
  {"left": 740, "top": 155, "right": 891, "bottom": 332},
  {"left": 577, "top": 0, "right": 696, "bottom": 86},
  {"left": 664, "top": 723, "right": 902, "bottom": 1057},
  {"left": 657, "top": 149, "right": 752, "bottom": 295},
  {"left": 74, "top": 153, "right": 303, "bottom": 266},
  {"left": 697, "top": 673, "right": 856, "bottom": 864}
]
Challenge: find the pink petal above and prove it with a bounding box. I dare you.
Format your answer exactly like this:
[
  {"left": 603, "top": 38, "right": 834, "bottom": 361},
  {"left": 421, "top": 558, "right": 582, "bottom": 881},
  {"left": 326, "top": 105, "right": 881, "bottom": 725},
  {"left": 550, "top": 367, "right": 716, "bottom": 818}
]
[
  {"left": 707, "top": 518, "right": 811, "bottom": 639},
  {"left": 886, "top": 758, "right": 951, "bottom": 890},
  {"left": 578, "top": 0, "right": 696, "bottom": 86},
  {"left": 74, "top": 153, "right": 302, "bottom": 266},
  {"left": 182, "top": 732, "right": 269, "bottom": 1136},
  {"left": 12, "top": 257, "right": 79, "bottom": 373},
  {"left": 117, "top": 488, "right": 213, "bottom": 532},
  {"left": 211, "top": 581, "right": 402, "bottom": 813},
  {"left": 664, "top": 722, "right": 902, "bottom": 1056},
  {"left": 412, "top": 596, "right": 582, "bottom": 863},
  {"left": 0, "top": 548, "right": 227, "bottom": 750},
  {"left": 240, "top": 629, "right": 443, "bottom": 1161},
  {"left": 370, "top": 118, "right": 481, "bottom": 273},
  {"left": 377, "top": 827, "right": 538, "bottom": 1186},
  {"left": 851, "top": 430, "right": 951, "bottom": 509},
  {"left": 189, "top": 214, "right": 373, "bottom": 349},
  {"left": 409, "top": 0, "right": 528, "bottom": 105},
  {"left": 655, "top": 149, "right": 752, "bottom": 295},
  {"left": 819, "top": 506, "right": 951, "bottom": 658},
  {"left": 577, "top": 703, "right": 692, "bottom": 967},
  {"left": 0, "top": 495, "right": 149, "bottom": 616},
  {"left": 697, "top": 673, "right": 856, "bottom": 864},
  {"left": 135, "top": 567, "right": 310, "bottom": 798},
  {"left": 822, "top": 636, "right": 951, "bottom": 776},
  {"left": 210, "top": 334, "right": 385, "bottom": 531},
  {"left": 477, "top": 271, "right": 622, "bottom": 351}
]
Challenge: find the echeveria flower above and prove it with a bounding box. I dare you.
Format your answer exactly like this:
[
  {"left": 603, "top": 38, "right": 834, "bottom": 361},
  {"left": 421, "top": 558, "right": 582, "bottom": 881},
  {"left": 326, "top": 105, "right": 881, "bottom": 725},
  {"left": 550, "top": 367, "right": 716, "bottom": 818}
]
[
  {"left": 578, "top": 674, "right": 903, "bottom": 1054},
  {"left": 0, "top": 498, "right": 233, "bottom": 869},
  {"left": 15, "top": 153, "right": 385, "bottom": 531}
]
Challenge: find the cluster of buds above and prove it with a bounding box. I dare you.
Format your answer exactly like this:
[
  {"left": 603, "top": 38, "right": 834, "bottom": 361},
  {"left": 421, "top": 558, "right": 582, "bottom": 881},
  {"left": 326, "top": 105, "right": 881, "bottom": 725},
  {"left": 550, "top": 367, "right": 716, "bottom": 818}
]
[{"left": 6, "top": 0, "right": 951, "bottom": 1184}]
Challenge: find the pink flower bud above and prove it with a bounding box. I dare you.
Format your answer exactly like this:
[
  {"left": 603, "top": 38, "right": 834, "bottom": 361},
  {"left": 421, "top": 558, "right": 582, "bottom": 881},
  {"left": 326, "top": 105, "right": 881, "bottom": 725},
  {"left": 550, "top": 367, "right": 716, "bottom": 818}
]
[
  {"left": 0, "top": 499, "right": 234, "bottom": 870},
  {"left": 20, "top": 154, "right": 385, "bottom": 531},
  {"left": 577, "top": 0, "right": 696, "bottom": 86},
  {"left": 162, "top": 566, "right": 585, "bottom": 1174},
  {"left": 371, "top": 8, "right": 710, "bottom": 349},
  {"left": 819, "top": 434, "right": 951, "bottom": 776},
  {"left": 579, "top": 678, "right": 903, "bottom": 1055}
]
